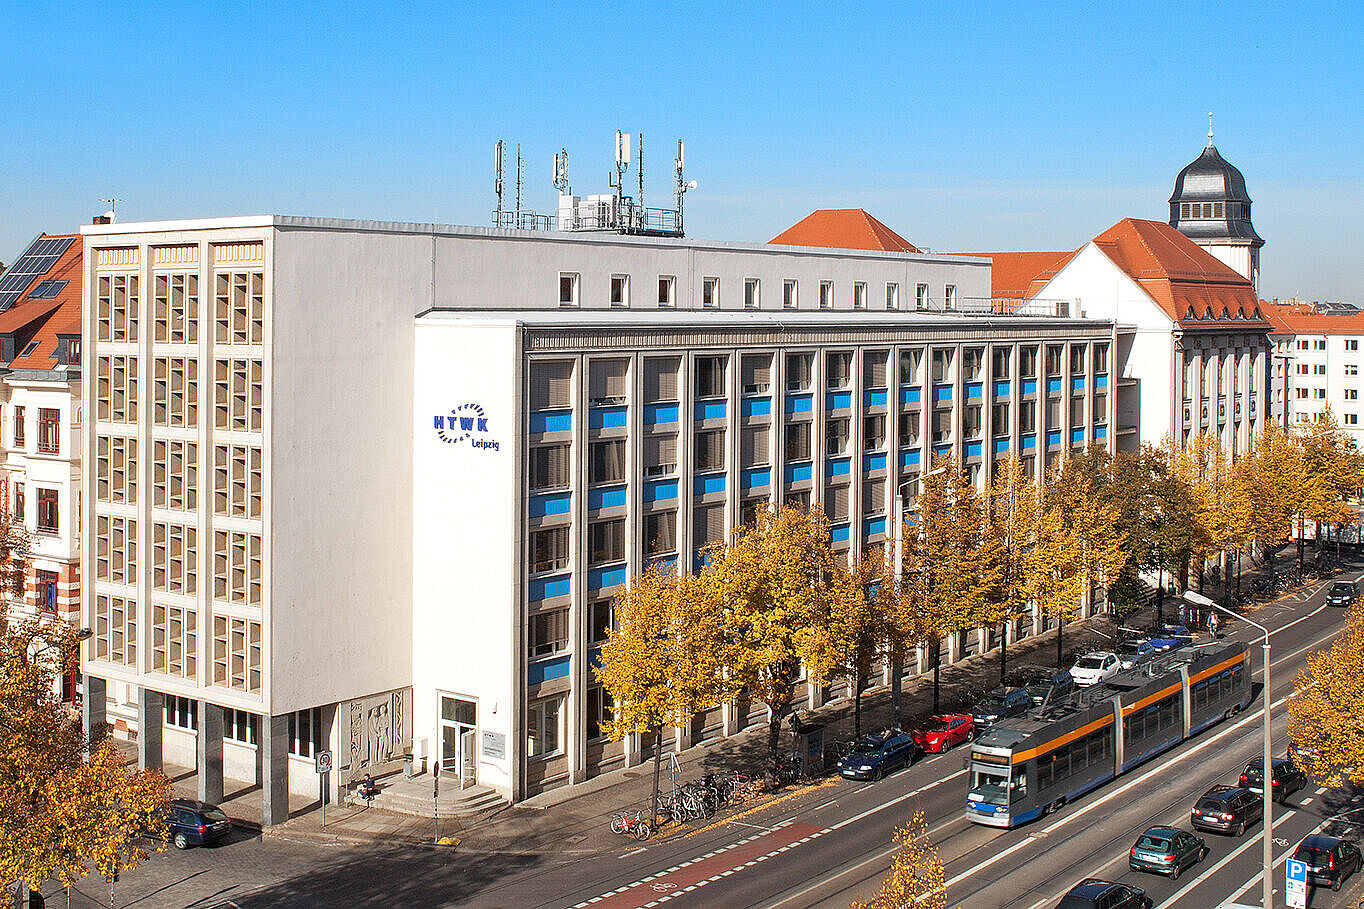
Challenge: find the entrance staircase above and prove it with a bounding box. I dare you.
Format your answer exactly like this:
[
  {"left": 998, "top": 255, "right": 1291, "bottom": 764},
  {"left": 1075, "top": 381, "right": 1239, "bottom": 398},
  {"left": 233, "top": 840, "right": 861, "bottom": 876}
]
[{"left": 344, "top": 773, "right": 507, "bottom": 820}]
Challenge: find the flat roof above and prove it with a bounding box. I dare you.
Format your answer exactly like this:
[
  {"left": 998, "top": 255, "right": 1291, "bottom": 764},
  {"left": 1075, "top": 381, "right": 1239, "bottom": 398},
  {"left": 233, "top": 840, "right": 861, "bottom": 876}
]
[{"left": 416, "top": 308, "right": 1115, "bottom": 332}]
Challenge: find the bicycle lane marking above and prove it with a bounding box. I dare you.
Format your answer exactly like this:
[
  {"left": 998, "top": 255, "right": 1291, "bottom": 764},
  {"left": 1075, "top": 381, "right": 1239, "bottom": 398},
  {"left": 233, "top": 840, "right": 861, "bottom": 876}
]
[{"left": 570, "top": 820, "right": 827, "bottom": 908}]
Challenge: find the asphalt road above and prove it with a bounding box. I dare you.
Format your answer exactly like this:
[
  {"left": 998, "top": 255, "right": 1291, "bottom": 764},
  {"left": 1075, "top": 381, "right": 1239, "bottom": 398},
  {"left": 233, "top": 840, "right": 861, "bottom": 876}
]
[{"left": 36, "top": 573, "right": 1364, "bottom": 909}]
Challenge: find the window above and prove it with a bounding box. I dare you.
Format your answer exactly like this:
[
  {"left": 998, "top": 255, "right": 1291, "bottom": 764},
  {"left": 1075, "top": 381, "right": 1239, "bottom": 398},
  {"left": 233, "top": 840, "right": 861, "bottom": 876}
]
[
  {"left": 1093, "top": 343, "right": 1109, "bottom": 373},
  {"left": 1070, "top": 397, "right": 1085, "bottom": 426},
  {"left": 586, "top": 686, "right": 614, "bottom": 742},
  {"left": 12, "top": 406, "right": 23, "bottom": 448},
  {"left": 963, "top": 405, "right": 982, "bottom": 439},
  {"left": 153, "top": 521, "right": 196, "bottom": 594},
  {"left": 530, "top": 361, "right": 573, "bottom": 411},
  {"left": 864, "top": 351, "right": 888, "bottom": 388},
  {"left": 151, "top": 602, "right": 197, "bottom": 677},
  {"left": 212, "top": 443, "right": 261, "bottom": 519},
  {"left": 1019, "top": 346, "right": 1038, "bottom": 379},
  {"left": 786, "top": 422, "right": 811, "bottom": 461},
  {"left": 1316, "top": 388, "right": 1327, "bottom": 399},
  {"left": 826, "top": 351, "right": 852, "bottom": 389},
  {"left": 826, "top": 417, "right": 850, "bottom": 455},
  {"left": 226, "top": 709, "right": 259, "bottom": 745},
  {"left": 643, "top": 434, "right": 677, "bottom": 477},
  {"left": 694, "top": 356, "right": 727, "bottom": 398},
  {"left": 944, "top": 285, "right": 957, "bottom": 309},
  {"left": 915, "top": 283, "right": 930, "bottom": 309},
  {"left": 899, "top": 348, "right": 923, "bottom": 385},
  {"left": 786, "top": 353, "right": 814, "bottom": 391},
  {"left": 824, "top": 484, "right": 849, "bottom": 521},
  {"left": 13, "top": 483, "right": 24, "bottom": 522},
  {"left": 1316, "top": 339, "right": 1327, "bottom": 350},
  {"left": 530, "top": 526, "right": 569, "bottom": 573},
  {"left": 702, "top": 277, "right": 719, "bottom": 308},
  {"left": 694, "top": 503, "right": 726, "bottom": 547},
  {"left": 165, "top": 695, "right": 198, "bottom": 731},
  {"left": 530, "top": 444, "right": 570, "bottom": 490},
  {"left": 589, "top": 440, "right": 625, "bottom": 484},
  {"left": 589, "top": 519, "right": 625, "bottom": 564},
  {"left": 559, "top": 273, "right": 579, "bottom": 307},
  {"left": 1347, "top": 389, "right": 1359, "bottom": 401},
  {"left": 589, "top": 599, "right": 614, "bottom": 644},
  {"left": 1018, "top": 401, "right": 1036, "bottom": 433},
  {"left": 1296, "top": 388, "right": 1308, "bottom": 399},
  {"left": 528, "top": 697, "right": 564, "bottom": 757},
  {"left": 741, "top": 426, "right": 770, "bottom": 466},
  {"left": 742, "top": 355, "right": 772, "bottom": 394},
  {"left": 1045, "top": 345, "right": 1063, "bottom": 376},
  {"left": 853, "top": 282, "right": 867, "bottom": 309},
  {"left": 211, "top": 358, "right": 262, "bottom": 432},
  {"left": 1296, "top": 364, "right": 1309, "bottom": 376},
  {"left": 991, "top": 402, "right": 1010, "bottom": 434},
  {"left": 694, "top": 429, "right": 726, "bottom": 471},
  {"left": 36, "top": 570, "right": 57, "bottom": 614},
  {"left": 885, "top": 282, "right": 899, "bottom": 310},
  {"left": 644, "top": 358, "right": 680, "bottom": 402},
  {"left": 1297, "top": 339, "right": 1309, "bottom": 350},
  {"left": 1348, "top": 365, "right": 1360, "bottom": 377},
  {"left": 864, "top": 414, "right": 886, "bottom": 450},
  {"left": 212, "top": 529, "right": 262, "bottom": 606},
  {"left": 94, "top": 594, "right": 136, "bottom": 666},
  {"left": 1347, "top": 414, "right": 1359, "bottom": 426},
  {"left": 609, "top": 274, "right": 629, "bottom": 307},
  {"left": 783, "top": 279, "right": 798, "bottom": 309},
  {"left": 213, "top": 271, "right": 264, "bottom": 344},
  {"left": 932, "top": 408, "right": 952, "bottom": 443},
  {"left": 588, "top": 358, "right": 628, "bottom": 405},
  {"left": 35, "top": 488, "right": 58, "bottom": 534},
  {"left": 37, "top": 408, "right": 58, "bottom": 453},
  {"left": 963, "top": 348, "right": 984, "bottom": 381},
  {"left": 744, "top": 278, "right": 760, "bottom": 308},
  {"left": 1069, "top": 344, "right": 1086, "bottom": 375},
  {"left": 1047, "top": 397, "right": 1062, "bottom": 429},
  {"left": 644, "top": 511, "right": 676, "bottom": 555},
  {"left": 153, "top": 272, "right": 199, "bottom": 343},
  {"left": 786, "top": 489, "right": 810, "bottom": 510},
  {"left": 864, "top": 478, "right": 885, "bottom": 515},
  {"left": 154, "top": 357, "right": 199, "bottom": 428},
  {"left": 529, "top": 608, "right": 569, "bottom": 657},
  {"left": 288, "top": 707, "right": 324, "bottom": 758},
  {"left": 96, "top": 273, "right": 139, "bottom": 342},
  {"left": 741, "top": 497, "right": 768, "bottom": 527},
  {"left": 899, "top": 411, "right": 921, "bottom": 446},
  {"left": 931, "top": 349, "right": 953, "bottom": 383},
  {"left": 1348, "top": 339, "right": 1360, "bottom": 351},
  {"left": 992, "top": 347, "right": 1011, "bottom": 377},
  {"left": 819, "top": 281, "right": 833, "bottom": 309},
  {"left": 657, "top": 276, "right": 675, "bottom": 307},
  {"left": 1093, "top": 393, "right": 1107, "bottom": 422}
]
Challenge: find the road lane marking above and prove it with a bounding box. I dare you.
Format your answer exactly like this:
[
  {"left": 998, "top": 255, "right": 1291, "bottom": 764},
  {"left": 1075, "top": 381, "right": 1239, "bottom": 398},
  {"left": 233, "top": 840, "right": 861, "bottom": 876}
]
[
  {"left": 1154, "top": 810, "right": 1299, "bottom": 909},
  {"left": 943, "top": 835, "right": 1037, "bottom": 889}
]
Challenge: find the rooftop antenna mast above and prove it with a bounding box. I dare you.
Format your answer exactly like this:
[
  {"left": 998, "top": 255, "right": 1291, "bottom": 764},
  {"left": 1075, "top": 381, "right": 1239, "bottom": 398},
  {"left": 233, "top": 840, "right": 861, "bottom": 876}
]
[
  {"left": 100, "top": 197, "right": 124, "bottom": 220},
  {"left": 515, "top": 143, "right": 524, "bottom": 220},
  {"left": 553, "top": 148, "right": 571, "bottom": 195},
  {"left": 637, "top": 132, "right": 645, "bottom": 210},
  {"left": 493, "top": 140, "right": 505, "bottom": 217},
  {"left": 612, "top": 130, "right": 631, "bottom": 216},
  {"left": 674, "top": 139, "right": 697, "bottom": 235},
  {"left": 1207, "top": 112, "right": 1215, "bottom": 147}
]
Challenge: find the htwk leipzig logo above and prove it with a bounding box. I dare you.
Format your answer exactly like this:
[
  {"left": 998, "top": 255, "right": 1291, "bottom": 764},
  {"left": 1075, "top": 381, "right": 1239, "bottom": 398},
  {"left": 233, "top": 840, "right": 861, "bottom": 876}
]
[{"left": 433, "top": 403, "right": 501, "bottom": 451}]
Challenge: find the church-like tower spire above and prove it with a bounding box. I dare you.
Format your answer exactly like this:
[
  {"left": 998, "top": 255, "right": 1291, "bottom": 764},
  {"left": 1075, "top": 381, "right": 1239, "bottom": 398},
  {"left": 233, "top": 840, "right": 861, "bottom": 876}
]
[{"left": 1169, "top": 125, "right": 1264, "bottom": 290}]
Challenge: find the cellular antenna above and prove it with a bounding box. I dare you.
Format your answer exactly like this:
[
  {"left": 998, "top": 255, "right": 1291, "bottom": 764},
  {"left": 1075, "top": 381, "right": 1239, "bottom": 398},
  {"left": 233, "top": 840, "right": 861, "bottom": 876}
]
[
  {"left": 1207, "top": 112, "right": 1214, "bottom": 147},
  {"left": 515, "top": 143, "right": 523, "bottom": 218},
  {"left": 553, "top": 148, "right": 571, "bottom": 195},
  {"left": 493, "top": 141, "right": 505, "bottom": 217},
  {"left": 637, "top": 132, "right": 645, "bottom": 211},
  {"left": 674, "top": 139, "right": 697, "bottom": 234}
]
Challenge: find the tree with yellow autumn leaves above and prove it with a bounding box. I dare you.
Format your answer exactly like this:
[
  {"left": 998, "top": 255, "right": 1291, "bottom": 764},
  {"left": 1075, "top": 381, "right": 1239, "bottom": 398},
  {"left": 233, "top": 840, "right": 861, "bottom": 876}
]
[
  {"left": 1288, "top": 605, "right": 1364, "bottom": 787},
  {"left": 851, "top": 809, "right": 949, "bottom": 909}
]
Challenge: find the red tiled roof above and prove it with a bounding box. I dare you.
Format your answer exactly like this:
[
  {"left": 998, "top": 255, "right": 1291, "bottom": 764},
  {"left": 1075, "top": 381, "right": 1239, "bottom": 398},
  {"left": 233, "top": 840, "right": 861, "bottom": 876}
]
[
  {"left": 954, "top": 251, "right": 1076, "bottom": 300},
  {"left": 2, "top": 234, "right": 81, "bottom": 371},
  {"left": 769, "top": 209, "right": 920, "bottom": 253},
  {"left": 1262, "top": 306, "right": 1364, "bottom": 335}
]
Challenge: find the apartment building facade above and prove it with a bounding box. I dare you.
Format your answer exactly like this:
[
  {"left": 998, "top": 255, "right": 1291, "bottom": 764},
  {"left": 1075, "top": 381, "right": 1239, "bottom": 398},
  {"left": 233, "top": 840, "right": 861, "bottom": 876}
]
[{"left": 1266, "top": 308, "right": 1364, "bottom": 445}]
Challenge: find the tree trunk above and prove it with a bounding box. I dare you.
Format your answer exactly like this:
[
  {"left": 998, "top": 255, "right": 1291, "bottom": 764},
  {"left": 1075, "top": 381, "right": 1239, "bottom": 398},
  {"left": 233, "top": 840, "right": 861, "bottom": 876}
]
[
  {"left": 889, "top": 650, "right": 903, "bottom": 730},
  {"left": 652, "top": 725, "right": 664, "bottom": 827},
  {"left": 1056, "top": 615, "right": 1064, "bottom": 668},
  {"left": 1298, "top": 516, "right": 1305, "bottom": 572},
  {"left": 999, "top": 623, "right": 1008, "bottom": 683},
  {"left": 1223, "top": 550, "right": 1232, "bottom": 609},
  {"left": 854, "top": 680, "right": 863, "bottom": 737},
  {"left": 931, "top": 639, "right": 942, "bottom": 715},
  {"left": 1235, "top": 549, "right": 1243, "bottom": 603},
  {"left": 1155, "top": 568, "right": 1165, "bottom": 626},
  {"left": 767, "top": 700, "right": 787, "bottom": 767}
]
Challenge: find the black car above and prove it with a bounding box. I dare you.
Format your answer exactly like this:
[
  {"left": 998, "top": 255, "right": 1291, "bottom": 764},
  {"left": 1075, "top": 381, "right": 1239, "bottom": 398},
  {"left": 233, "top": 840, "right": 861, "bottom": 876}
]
[
  {"left": 1292, "top": 834, "right": 1363, "bottom": 891},
  {"left": 1327, "top": 580, "right": 1358, "bottom": 608},
  {"left": 1056, "top": 878, "right": 1151, "bottom": 909},
  {"left": 1238, "top": 757, "right": 1307, "bottom": 803},
  {"left": 972, "top": 687, "right": 1032, "bottom": 730},
  {"left": 1190, "top": 784, "right": 1263, "bottom": 835},
  {"left": 1128, "top": 826, "right": 1207, "bottom": 879},
  {"left": 166, "top": 798, "right": 231, "bottom": 849},
  {"left": 1012, "top": 666, "right": 1077, "bottom": 707},
  {"left": 835, "top": 730, "right": 918, "bottom": 781}
]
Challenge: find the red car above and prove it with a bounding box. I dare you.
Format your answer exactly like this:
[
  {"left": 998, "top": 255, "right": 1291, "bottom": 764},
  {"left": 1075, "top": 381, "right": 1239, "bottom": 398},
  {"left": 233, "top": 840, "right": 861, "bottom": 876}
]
[{"left": 913, "top": 714, "right": 974, "bottom": 753}]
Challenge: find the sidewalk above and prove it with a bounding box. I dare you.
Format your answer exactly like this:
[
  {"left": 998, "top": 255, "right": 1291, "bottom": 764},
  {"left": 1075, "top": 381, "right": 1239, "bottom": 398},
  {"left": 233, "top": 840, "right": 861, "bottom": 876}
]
[{"left": 264, "top": 544, "right": 1363, "bottom": 855}]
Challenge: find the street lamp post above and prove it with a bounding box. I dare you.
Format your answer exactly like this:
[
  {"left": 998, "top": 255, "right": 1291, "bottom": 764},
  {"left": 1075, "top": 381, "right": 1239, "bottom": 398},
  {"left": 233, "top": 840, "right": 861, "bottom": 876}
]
[
  {"left": 1184, "top": 589, "right": 1273, "bottom": 909},
  {"left": 891, "top": 465, "right": 947, "bottom": 727}
]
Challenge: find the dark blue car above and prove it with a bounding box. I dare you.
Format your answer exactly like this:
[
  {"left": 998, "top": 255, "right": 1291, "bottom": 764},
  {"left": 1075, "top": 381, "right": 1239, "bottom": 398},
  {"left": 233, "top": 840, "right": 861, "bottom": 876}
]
[
  {"left": 836, "top": 730, "right": 918, "bottom": 781},
  {"left": 1148, "top": 624, "right": 1193, "bottom": 651},
  {"left": 167, "top": 799, "right": 231, "bottom": 849}
]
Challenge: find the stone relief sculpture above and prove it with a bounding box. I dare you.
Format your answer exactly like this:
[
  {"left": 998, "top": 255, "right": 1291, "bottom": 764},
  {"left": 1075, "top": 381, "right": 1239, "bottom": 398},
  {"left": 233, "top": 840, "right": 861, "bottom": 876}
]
[{"left": 341, "top": 688, "right": 412, "bottom": 781}]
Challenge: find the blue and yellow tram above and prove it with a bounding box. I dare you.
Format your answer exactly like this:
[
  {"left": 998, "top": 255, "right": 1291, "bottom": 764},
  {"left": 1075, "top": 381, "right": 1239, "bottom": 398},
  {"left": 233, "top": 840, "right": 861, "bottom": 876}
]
[{"left": 965, "top": 640, "right": 1252, "bottom": 828}]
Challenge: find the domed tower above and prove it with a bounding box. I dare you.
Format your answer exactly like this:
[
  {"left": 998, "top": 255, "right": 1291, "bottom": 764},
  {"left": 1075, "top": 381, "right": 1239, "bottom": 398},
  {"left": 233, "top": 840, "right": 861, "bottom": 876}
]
[{"left": 1169, "top": 118, "right": 1264, "bottom": 290}]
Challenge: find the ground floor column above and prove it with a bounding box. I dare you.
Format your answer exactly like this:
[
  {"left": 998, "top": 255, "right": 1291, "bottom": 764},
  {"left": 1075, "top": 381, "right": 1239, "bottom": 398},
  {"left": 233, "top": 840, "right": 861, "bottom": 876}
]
[
  {"left": 136, "top": 688, "right": 163, "bottom": 772},
  {"left": 82, "top": 674, "right": 107, "bottom": 745},
  {"left": 261, "top": 713, "right": 290, "bottom": 826},
  {"left": 197, "top": 701, "right": 225, "bottom": 804}
]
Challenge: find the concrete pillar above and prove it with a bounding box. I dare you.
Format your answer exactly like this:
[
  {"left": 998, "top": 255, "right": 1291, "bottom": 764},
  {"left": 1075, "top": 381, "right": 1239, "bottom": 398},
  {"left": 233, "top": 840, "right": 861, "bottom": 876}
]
[
  {"left": 82, "top": 674, "right": 108, "bottom": 746},
  {"left": 261, "top": 713, "right": 290, "bottom": 826},
  {"left": 136, "top": 689, "right": 163, "bottom": 772},
  {"left": 197, "top": 701, "right": 225, "bottom": 805}
]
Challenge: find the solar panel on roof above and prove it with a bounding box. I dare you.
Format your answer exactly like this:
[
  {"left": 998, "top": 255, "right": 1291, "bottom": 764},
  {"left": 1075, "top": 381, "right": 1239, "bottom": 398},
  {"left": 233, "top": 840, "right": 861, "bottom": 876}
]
[
  {"left": 26, "top": 280, "right": 67, "bottom": 300},
  {"left": 0, "top": 236, "right": 74, "bottom": 312}
]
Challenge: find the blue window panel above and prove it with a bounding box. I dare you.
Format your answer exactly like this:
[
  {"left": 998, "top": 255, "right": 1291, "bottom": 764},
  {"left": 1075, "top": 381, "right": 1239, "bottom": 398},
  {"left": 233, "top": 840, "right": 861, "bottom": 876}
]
[
  {"left": 864, "top": 517, "right": 886, "bottom": 538},
  {"left": 644, "top": 479, "right": 678, "bottom": 502},
  {"left": 785, "top": 462, "right": 813, "bottom": 484},
  {"left": 993, "top": 437, "right": 1011, "bottom": 455},
  {"left": 644, "top": 403, "right": 679, "bottom": 425},
  {"left": 830, "top": 523, "right": 850, "bottom": 543},
  {"left": 1071, "top": 376, "right": 1085, "bottom": 392},
  {"left": 589, "top": 406, "right": 628, "bottom": 430},
  {"left": 742, "top": 396, "right": 772, "bottom": 418},
  {"left": 825, "top": 457, "right": 851, "bottom": 478},
  {"left": 588, "top": 485, "right": 627, "bottom": 510},
  {"left": 1095, "top": 425, "right": 1108, "bottom": 440},
  {"left": 864, "top": 453, "right": 886, "bottom": 473},
  {"left": 966, "top": 441, "right": 982, "bottom": 458},
  {"left": 694, "top": 472, "right": 726, "bottom": 496},
  {"left": 826, "top": 391, "right": 852, "bottom": 411},
  {"left": 1071, "top": 428, "right": 1085, "bottom": 444},
  {"left": 528, "top": 492, "right": 571, "bottom": 518},
  {"left": 993, "top": 380, "right": 1011, "bottom": 397},
  {"left": 1021, "top": 433, "right": 1037, "bottom": 451},
  {"left": 528, "top": 655, "right": 571, "bottom": 686},
  {"left": 863, "top": 389, "right": 888, "bottom": 408},
  {"left": 693, "top": 550, "right": 717, "bottom": 572},
  {"left": 529, "top": 410, "right": 571, "bottom": 434},
  {"left": 1047, "top": 378, "right": 1063, "bottom": 395},
  {"left": 649, "top": 555, "right": 677, "bottom": 575},
  {"left": 588, "top": 564, "right": 627, "bottom": 591},
  {"left": 1021, "top": 379, "right": 1038, "bottom": 395},
  {"left": 589, "top": 647, "right": 603, "bottom": 671},
  {"left": 786, "top": 394, "right": 813, "bottom": 414},
  {"left": 899, "top": 449, "right": 921, "bottom": 468},
  {"left": 965, "top": 383, "right": 983, "bottom": 400},
  {"left": 934, "top": 444, "right": 953, "bottom": 459},
  {"left": 1095, "top": 374, "right": 1108, "bottom": 389},
  {"left": 1047, "top": 430, "right": 1063, "bottom": 447},
  {"left": 528, "top": 573, "right": 570, "bottom": 601},
  {"left": 694, "top": 399, "right": 727, "bottom": 421},
  {"left": 934, "top": 384, "right": 953, "bottom": 402},
  {"left": 899, "top": 387, "right": 922, "bottom": 405},
  {"left": 742, "top": 467, "right": 771, "bottom": 489}
]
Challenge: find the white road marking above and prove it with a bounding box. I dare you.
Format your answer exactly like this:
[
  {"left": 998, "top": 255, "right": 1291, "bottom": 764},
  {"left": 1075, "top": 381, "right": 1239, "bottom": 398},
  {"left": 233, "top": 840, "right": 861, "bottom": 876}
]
[
  {"left": 1155, "top": 807, "right": 1300, "bottom": 908},
  {"left": 943, "top": 836, "right": 1037, "bottom": 889},
  {"left": 620, "top": 847, "right": 646, "bottom": 858}
]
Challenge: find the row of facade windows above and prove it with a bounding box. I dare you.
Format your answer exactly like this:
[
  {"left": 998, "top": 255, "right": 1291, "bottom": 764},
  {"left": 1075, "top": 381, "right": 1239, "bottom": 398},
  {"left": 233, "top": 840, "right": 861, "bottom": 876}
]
[
  {"left": 6, "top": 480, "right": 60, "bottom": 534},
  {"left": 559, "top": 273, "right": 966, "bottom": 311},
  {"left": 4, "top": 405, "right": 63, "bottom": 454}
]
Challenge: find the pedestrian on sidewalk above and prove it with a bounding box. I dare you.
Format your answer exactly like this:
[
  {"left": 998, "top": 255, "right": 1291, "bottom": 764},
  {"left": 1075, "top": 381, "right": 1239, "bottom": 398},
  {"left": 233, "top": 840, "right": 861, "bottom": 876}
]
[{"left": 1207, "top": 612, "right": 1220, "bottom": 639}]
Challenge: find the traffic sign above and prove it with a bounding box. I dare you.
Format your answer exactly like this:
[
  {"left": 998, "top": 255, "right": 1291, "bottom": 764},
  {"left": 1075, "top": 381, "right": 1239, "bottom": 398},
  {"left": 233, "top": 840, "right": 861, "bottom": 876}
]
[
  {"left": 1286, "top": 857, "right": 1307, "bottom": 909},
  {"left": 315, "top": 750, "right": 332, "bottom": 775}
]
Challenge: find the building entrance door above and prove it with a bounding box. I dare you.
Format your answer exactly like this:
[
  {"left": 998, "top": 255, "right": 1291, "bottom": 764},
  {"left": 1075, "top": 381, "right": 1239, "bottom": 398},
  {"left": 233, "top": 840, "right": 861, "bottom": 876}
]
[{"left": 439, "top": 696, "right": 477, "bottom": 789}]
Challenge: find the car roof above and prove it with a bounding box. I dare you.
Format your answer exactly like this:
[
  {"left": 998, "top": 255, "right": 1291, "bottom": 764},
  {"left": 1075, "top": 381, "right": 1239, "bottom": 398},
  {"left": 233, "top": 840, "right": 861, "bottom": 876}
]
[
  {"left": 1071, "top": 878, "right": 1121, "bottom": 896},
  {"left": 1332, "top": 581, "right": 1354, "bottom": 588},
  {"left": 168, "top": 798, "right": 218, "bottom": 812},
  {"left": 1300, "top": 834, "right": 1345, "bottom": 849},
  {"left": 1079, "top": 650, "right": 1116, "bottom": 659},
  {"left": 1141, "top": 825, "right": 1181, "bottom": 837},
  {"left": 1201, "top": 785, "right": 1239, "bottom": 799}
]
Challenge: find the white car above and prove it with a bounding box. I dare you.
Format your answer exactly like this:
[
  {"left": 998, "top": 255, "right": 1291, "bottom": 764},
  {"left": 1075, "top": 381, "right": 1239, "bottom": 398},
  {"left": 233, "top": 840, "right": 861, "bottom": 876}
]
[{"left": 1069, "top": 651, "right": 1121, "bottom": 687}]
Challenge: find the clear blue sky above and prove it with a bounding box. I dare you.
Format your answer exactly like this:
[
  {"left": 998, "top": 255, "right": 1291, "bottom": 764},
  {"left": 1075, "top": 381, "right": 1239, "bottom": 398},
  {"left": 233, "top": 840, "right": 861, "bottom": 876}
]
[{"left": 3, "top": 2, "right": 1360, "bottom": 302}]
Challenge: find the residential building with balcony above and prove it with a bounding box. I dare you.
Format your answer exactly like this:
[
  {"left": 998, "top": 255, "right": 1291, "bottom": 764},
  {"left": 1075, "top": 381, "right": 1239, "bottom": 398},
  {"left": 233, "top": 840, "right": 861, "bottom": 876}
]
[{"left": 1264, "top": 306, "right": 1364, "bottom": 445}]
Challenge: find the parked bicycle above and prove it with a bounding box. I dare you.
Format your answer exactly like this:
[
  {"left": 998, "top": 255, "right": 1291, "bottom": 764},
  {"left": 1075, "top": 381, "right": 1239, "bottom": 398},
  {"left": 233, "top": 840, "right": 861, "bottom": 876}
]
[{"left": 610, "top": 808, "right": 653, "bottom": 840}]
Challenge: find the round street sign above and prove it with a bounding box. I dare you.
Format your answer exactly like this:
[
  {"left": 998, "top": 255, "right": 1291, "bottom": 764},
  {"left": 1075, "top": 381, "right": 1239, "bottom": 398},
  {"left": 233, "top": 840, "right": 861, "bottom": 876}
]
[{"left": 315, "top": 750, "right": 333, "bottom": 774}]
